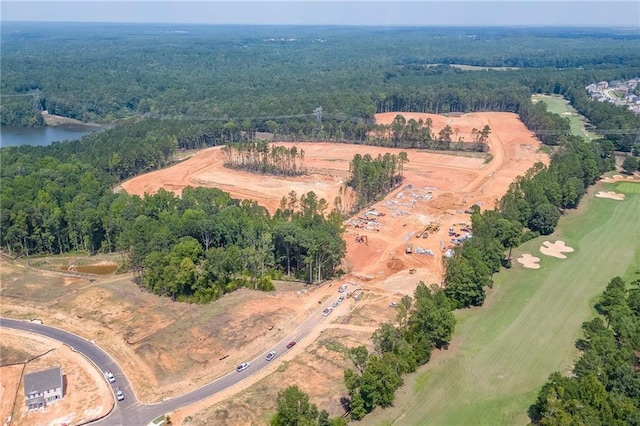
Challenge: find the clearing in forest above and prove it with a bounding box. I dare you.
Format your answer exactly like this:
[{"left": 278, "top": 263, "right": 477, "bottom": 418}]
[{"left": 1, "top": 112, "right": 546, "bottom": 423}]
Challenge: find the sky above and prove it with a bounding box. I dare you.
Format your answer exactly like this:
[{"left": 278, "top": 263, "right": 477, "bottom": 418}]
[{"left": 2, "top": 1, "right": 639, "bottom": 27}]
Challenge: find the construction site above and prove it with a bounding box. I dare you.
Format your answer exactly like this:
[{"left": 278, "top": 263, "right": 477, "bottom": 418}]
[{"left": 3, "top": 111, "right": 545, "bottom": 424}]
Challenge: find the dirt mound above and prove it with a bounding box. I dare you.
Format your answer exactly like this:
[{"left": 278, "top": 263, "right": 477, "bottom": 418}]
[{"left": 386, "top": 257, "right": 405, "bottom": 272}]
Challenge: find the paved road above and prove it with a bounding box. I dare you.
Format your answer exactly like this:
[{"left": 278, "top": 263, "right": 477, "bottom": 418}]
[{"left": 0, "top": 284, "right": 352, "bottom": 425}]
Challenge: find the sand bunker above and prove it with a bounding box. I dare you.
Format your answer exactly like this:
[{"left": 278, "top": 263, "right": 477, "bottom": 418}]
[
  {"left": 540, "top": 240, "right": 574, "bottom": 259},
  {"left": 595, "top": 191, "right": 625, "bottom": 200},
  {"left": 516, "top": 253, "right": 541, "bottom": 269}
]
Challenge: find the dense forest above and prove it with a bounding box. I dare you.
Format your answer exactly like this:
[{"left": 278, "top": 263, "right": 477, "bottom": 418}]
[
  {"left": 2, "top": 24, "right": 640, "bottom": 129},
  {"left": 531, "top": 277, "right": 640, "bottom": 425}
]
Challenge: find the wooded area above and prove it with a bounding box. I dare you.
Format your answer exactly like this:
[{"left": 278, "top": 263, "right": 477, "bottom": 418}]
[
  {"left": 532, "top": 277, "right": 640, "bottom": 424},
  {"left": 222, "top": 141, "right": 307, "bottom": 176},
  {"left": 1, "top": 24, "right": 638, "bottom": 304},
  {"left": 347, "top": 151, "right": 406, "bottom": 210}
]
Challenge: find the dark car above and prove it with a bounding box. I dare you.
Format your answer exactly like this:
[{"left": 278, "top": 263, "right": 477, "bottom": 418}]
[{"left": 286, "top": 341, "right": 296, "bottom": 349}]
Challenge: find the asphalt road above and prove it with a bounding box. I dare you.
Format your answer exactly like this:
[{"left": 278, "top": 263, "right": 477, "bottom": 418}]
[{"left": 0, "top": 284, "right": 352, "bottom": 425}]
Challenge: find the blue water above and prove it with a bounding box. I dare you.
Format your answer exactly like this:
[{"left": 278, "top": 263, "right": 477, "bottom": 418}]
[{"left": 0, "top": 124, "right": 104, "bottom": 148}]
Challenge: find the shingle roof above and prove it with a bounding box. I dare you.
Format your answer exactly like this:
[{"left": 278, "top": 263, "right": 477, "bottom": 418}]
[{"left": 24, "top": 367, "right": 62, "bottom": 394}]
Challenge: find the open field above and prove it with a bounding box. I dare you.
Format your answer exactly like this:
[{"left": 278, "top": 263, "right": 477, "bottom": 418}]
[
  {"left": 531, "top": 94, "right": 598, "bottom": 140},
  {"left": 363, "top": 180, "right": 640, "bottom": 426},
  {"left": 2, "top": 112, "right": 547, "bottom": 422}
]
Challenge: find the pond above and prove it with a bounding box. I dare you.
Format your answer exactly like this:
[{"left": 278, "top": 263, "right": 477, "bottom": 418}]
[{"left": 0, "top": 123, "right": 105, "bottom": 147}]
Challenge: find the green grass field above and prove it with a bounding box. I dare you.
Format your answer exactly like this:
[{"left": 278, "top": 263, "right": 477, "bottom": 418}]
[
  {"left": 616, "top": 181, "right": 640, "bottom": 194},
  {"left": 364, "top": 183, "right": 640, "bottom": 426},
  {"left": 531, "top": 94, "right": 598, "bottom": 140}
]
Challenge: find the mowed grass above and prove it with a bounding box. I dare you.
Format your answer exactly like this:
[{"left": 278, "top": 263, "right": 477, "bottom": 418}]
[
  {"left": 364, "top": 183, "right": 640, "bottom": 426},
  {"left": 616, "top": 181, "right": 640, "bottom": 194},
  {"left": 531, "top": 94, "right": 597, "bottom": 140}
]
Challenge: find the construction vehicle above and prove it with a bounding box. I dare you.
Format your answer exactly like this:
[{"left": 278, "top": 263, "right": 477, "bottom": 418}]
[
  {"left": 405, "top": 244, "right": 413, "bottom": 254},
  {"left": 355, "top": 235, "right": 368, "bottom": 245},
  {"left": 416, "top": 222, "right": 440, "bottom": 238}
]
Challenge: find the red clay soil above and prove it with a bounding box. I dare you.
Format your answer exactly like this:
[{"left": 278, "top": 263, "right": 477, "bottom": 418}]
[{"left": 121, "top": 112, "right": 547, "bottom": 286}]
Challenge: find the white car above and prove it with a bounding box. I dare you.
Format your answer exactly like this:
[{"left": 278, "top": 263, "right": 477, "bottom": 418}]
[
  {"left": 115, "top": 387, "right": 124, "bottom": 401},
  {"left": 338, "top": 285, "right": 348, "bottom": 293},
  {"left": 322, "top": 307, "right": 333, "bottom": 317},
  {"left": 105, "top": 371, "right": 116, "bottom": 383},
  {"left": 236, "top": 362, "right": 250, "bottom": 372},
  {"left": 337, "top": 296, "right": 345, "bottom": 303},
  {"left": 266, "top": 351, "right": 276, "bottom": 361}
]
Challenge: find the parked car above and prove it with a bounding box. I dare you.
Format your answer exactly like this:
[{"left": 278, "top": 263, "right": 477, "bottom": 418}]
[
  {"left": 338, "top": 285, "right": 348, "bottom": 293},
  {"left": 236, "top": 362, "right": 250, "bottom": 372},
  {"left": 337, "top": 296, "right": 345, "bottom": 303},
  {"left": 115, "top": 387, "right": 124, "bottom": 401},
  {"left": 266, "top": 351, "right": 276, "bottom": 361},
  {"left": 322, "top": 307, "right": 333, "bottom": 316},
  {"left": 331, "top": 301, "right": 339, "bottom": 308},
  {"left": 105, "top": 371, "right": 116, "bottom": 383},
  {"left": 286, "top": 341, "right": 296, "bottom": 349}
]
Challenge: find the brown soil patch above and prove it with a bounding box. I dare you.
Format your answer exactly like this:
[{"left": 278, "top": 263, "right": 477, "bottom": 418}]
[
  {"left": 0, "top": 364, "right": 23, "bottom": 425},
  {"left": 516, "top": 253, "right": 541, "bottom": 269},
  {"left": 3, "top": 111, "right": 547, "bottom": 421},
  {"left": 0, "top": 328, "right": 112, "bottom": 426},
  {"left": 539, "top": 240, "right": 574, "bottom": 259},
  {"left": 595, "top": 191, "right": 625, "bottom": 200},
  {"left": 122, "top": 112, "right": 546, "bottom": 283}
]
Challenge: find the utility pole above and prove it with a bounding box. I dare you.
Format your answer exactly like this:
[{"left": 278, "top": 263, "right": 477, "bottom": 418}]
[
  {"left": 32, "top": 89, "right": 43, "bottom": 111},
  {"left": 313, "top": 106, "right": 323, "bottom": 123}
]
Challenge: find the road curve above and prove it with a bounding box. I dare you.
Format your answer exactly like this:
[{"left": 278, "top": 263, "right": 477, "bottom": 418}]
[{"left": 0, "top": 284, "right": 352, "bottom": 425}]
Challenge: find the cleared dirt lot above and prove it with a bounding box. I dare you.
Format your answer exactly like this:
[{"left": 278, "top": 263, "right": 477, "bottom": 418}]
[
  {"left": 123, "top": 112, "right": 546, "bottom": 280},
  {"left": 0, "top": 328, "right": 112, "bottom": 426},
  {"left": 2, "top": 112, "right": 547, "bottom": 423}
]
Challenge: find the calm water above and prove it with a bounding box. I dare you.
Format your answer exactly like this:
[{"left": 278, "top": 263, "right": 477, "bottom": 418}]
[{"left": 0, "top": 124, "right": 104, "bottom": 147}]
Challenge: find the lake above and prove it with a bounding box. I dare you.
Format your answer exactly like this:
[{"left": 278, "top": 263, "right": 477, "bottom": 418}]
[{"left": 0, "top": 123, "right": 105, "bottom": 148}]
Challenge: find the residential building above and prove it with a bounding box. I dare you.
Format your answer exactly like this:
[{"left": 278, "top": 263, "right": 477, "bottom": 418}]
[{"left": 24, "top": 367, "right": 64, "bottom": 410}]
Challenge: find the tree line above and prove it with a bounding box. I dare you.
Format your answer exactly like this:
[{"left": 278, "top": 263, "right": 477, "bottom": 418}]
[
  {"left": 347, "top": 151, "right": 407, "bottom": 210},
  {"left": 1, "top": 124, "right": 346, "bottom": 303},
  {"left": 443, "top": 135, "right": 615, "bottom": 308},
  {"left": 531, "top": 276, "right": 640, "bottom": 425},
  {"left": 222, "top": 140, "right": 307, "bottom": 176},
  {"left": 344, "top": 283, "right": 455, "bottom": 420}
]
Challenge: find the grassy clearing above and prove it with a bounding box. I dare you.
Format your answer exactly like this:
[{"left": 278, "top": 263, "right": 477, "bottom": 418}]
[
  {"left": 531, "top": 94, "right": 597, "bottom": 140},
  {"left": 616, "top": 181, "right": 640, "bottom": 194},
  {"left": 363, "top": 183, "right": 640, "bottom": 425}
]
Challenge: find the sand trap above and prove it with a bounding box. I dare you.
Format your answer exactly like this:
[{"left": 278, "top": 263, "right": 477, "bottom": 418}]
[
  {"left": 595, "top": 191, "right": 625, "bottom": 200},
  {"left": 516, "top": 253, "right": 541, "bottom": 269},
  {"left": 540, "top": 240, "right": 574, "bottom": 259}
]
